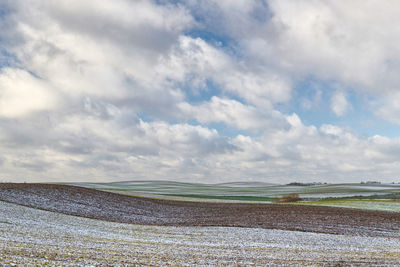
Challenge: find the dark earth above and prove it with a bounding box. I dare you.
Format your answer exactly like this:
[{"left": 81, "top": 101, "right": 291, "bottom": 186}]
[{"left": 0, "top": 183, "right": 399, "bottom": 237}]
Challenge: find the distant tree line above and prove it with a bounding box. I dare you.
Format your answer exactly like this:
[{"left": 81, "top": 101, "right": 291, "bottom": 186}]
[
  {"left": 286, "top": 182, "right": 327, "bottom": 186},
  {"left": 360, "top": 181, "right": 381, "bottom": 184}
]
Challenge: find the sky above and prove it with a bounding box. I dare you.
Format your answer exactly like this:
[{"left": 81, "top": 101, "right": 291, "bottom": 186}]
[{"left": 1, "top": 0, "right": 400, "bottom": 184}]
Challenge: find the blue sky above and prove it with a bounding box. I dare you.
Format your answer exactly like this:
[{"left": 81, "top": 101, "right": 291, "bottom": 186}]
[
  {"left": 284, "top": 77, "right": 400, "bottom": 138},
  {"left": 1, "top": 0, "right": 400, "bottom": 183}
]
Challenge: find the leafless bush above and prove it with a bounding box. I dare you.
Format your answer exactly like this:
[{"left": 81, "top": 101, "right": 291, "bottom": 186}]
[{"left": 276, "top": 193, "right": 303, "bottom": 203}]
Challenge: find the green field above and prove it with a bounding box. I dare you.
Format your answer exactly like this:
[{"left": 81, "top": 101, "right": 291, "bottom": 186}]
[
  {"left": 69, "top": 180, "right": 400, "bottom": 212},
  {"left": 166, "top": 194, "right": 275, "bottom": 202},
  {"left": 70, "top": 180, "right": 400, "bottom": 198}
]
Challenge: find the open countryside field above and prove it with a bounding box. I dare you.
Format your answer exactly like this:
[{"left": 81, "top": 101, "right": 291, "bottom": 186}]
[
  {"left": 296, "top": 199, "right": 400, "bottom": 212},
  {"left": 71, "top": 180, "right": 400, "bottom": 212},
  {"left": 1, "top": 200, "right": 400, "bottom": 266},
  {"left": 70, "top": 180, "right": 400, "bottom": 199},
  {"left": 0, "top": 183, "right": 400, "bottom": 265}
]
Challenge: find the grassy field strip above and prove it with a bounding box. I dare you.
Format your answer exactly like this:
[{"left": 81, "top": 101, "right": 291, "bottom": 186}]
[
  {"left": 71, "top": 181, "right": 400, "bottom": 200},
  {"left": 1, "top": 200, "right": 400, "bottom": 265},
  {"left": 105, "top": 190, "right": 400, "bottom": 212},
  {"left": 296, "top": 199, "right": 400, "bottom": 212},
  {"left": 98, "top": 185, "right": 400, "bottom": 213},
  {"left": 103, "top": 190, "right": 275, "bottom": 203}
]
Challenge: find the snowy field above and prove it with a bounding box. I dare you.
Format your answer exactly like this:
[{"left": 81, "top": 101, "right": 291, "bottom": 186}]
[
  {"left": 298, "top": 199, "right": 400, "bottom": 212},
  {"left": 1, "top": 200, "right": 399, "bottom": 266}
]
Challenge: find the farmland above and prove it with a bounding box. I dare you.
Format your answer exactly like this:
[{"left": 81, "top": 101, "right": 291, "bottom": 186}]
[
  {"left": 1, "top": 195, "right": 400, "bottom": 265},
  {"left": 71, "top": 180, "right": 400, "bottom": 212},
  {"left": 0, "top": 182, "right": 400, "bottom": 265},
  {"left": 296, "top": 199, "right": 400, "bottom": 212},
  {"left": 70, "top": 180, "right": 400, "bottom": 200}
]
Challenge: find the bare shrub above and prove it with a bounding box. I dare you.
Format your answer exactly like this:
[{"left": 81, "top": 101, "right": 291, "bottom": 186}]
[
  {"left": 279, "top": 193, "right": 303, "bottom": 203},
  {"left": 272, "top": 196, "right": 281, "bottom": 203}
]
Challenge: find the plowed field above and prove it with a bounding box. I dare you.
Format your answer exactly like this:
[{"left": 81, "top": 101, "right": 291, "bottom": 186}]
[{"left": 1, "top": 183, "right": 399, "bottom": 237}]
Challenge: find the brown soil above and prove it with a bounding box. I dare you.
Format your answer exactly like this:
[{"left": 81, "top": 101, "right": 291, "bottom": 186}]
[{"left": 1, "top": 183, "right": 399, "bottom": 237}]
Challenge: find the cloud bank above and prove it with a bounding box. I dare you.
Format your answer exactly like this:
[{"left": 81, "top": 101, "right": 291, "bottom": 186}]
[{"left": 1, "top": 0, "right": 400, "bottom": 183}]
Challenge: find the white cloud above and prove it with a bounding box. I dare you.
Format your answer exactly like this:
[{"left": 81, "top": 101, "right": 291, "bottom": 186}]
[
  {"left": 225, "top": 119, "right": 400, "bottom": 182},
  {"left": 259, "top": 0, "right": 400, "bottom": 91},
  {"left": 1, "top": 0, "right": 400, "bottom": 183},
  {"left": 158, "top": 36, "right": 292, "bottom": 107},
  {"left": 210, "top": 0, "right": 400, "bottom": 123},
  {"left": 178, "top": 96, "right": 286, "bottom": 132},
  {"left": 0, "top": 68, "right": 57, "bottom": 118},
  {"left": 331, "top": 91, "right": 350, "bottom": 116},
  {"left": 375, "top": 92, "right": 400, "bottom": 125},
  {"left": 1, "top": 0, "right": 194, "bottom": 119}
]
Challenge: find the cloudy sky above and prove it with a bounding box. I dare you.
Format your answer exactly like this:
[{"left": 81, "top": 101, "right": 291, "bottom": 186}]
[{"left": 1, "top": 0, "right": 400, "bottom": 183}]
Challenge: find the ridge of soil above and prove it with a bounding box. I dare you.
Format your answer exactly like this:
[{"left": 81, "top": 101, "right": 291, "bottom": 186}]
[{"left": 1, "top": 183, "right": 399, "bottom": 237}]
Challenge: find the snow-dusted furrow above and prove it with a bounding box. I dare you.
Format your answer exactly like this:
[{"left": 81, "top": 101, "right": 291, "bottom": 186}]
[
  {"left": 0, "top": 183, "right": 400, "bottom": 237},
  {"left": 1, "top": 200, "right": 399, "bottom": 265}
]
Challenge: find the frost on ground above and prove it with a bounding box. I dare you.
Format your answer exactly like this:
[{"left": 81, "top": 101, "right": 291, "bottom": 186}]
[
  {"left": 0, "top": 201, "right": 399, "bottom": 266},
  {"left": 300, "top": 199, "right": 400, "bottom": 213},
  {"left": 1, "top": 184, "right": 400, "bottom": 237}
]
